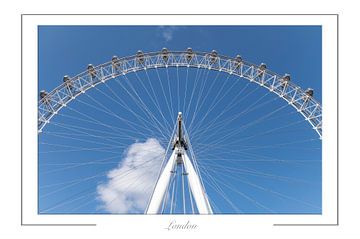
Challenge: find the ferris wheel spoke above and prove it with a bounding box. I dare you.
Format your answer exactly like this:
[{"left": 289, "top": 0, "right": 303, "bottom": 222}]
[
  {"left": 197, "top": 102, "right": 292, "bottom": 147},
  {"left": 44, "top": 120, "right": 164, "bottom": 147},
  {"left": 42, "top": 170, "right": 148, "bottom": 214},
  {"left": 120, "top": 73, "right": 172, "bottom": 139},
  {"left": 40, "top": 139, "right": 166, "bottom": 155},
  {"left": 39, "top": 142, "right": 128, "bottom": 154},
  {"left": 220, "top": 170, "right": 321, "bottom": 210},
  {"left": 182, "top": 66, "right": 189, "bottom": 113},
  {"left": 194, "top": 111, "right": 306, "bottom": 151},
  {"left": 132, "top": 69, "right": 173, "bottom": 134},
  {"left": 68, "top": 194, "right": 98, "bottom": 212},
  {"left": 230, "top": 150, "right": 321, "bottom": 167},
  {"left": 193, "top": 70, "right": 223, "bottom": 115},
  {"left": 51, "top": 98, "right": 163, "bottom": 141},
  {"left": 176, "top": 66, "right": 180, "bottom": 112},
  {"left": 200, "top": 160, "right": 317, "bottom": 185},
  {"left": 39, "top": 174, "right": 102, "bottom": 213},
  {"left": 202, "top": 166, "right": 307, "bottom": 211},
  {"left": 40, "top": 161, "right": 120, "bottom": 167},
  {"left": 40, "top": 173, "right": 105, "bottom": 200},
  {"left": 94, "top": 80, "right": 169, "bottom": 138},
  {"left": 187, "top": 68, "right": 212, "bottom": 131},
  {"left": 225, "top": 120, "right": 309, "bottom": 146},
  {"left": 214, "top": 174, "right": 275, "bottom": 213},
  {"left": 195, "top": 137, "right": 319, "bottom": 159},
  {"left": 194, "top": 80, "right": 258, "bottom": 134},
  {"left": 191, "top": 82, "right": 263, "bottom": 139},
  {"left": 39, "top": 177, "right": 96, "bottom": 190},
  {"left": 82, "top": 92, "right": 166, "bottom": 140},
  {"left": 196, "top": 145, "right": 315, "bottom": 160},
  {"left": 47, "top": 119, "right": 166, "bottom": 146},
  {"left": 43, "top": 96, "right": 144, "bottom": 137},
  {"left": 41, "top": 130, "right": 147, "bottom": 142},
  {"left": 165, "top": 67, "right": 175, "bottom": 120},
  {"left": 197, "top": 152, "right": 321, "bottom": 166},
  {"left": 39, "top": 143, "right": 165, "bottom": 156},
  {"left": 47, "top": 112, "right": 146, "bottom": 139},
  {"left": 41, "top": 190, "right": 98, "bottom": 213},
  {"left": 40, "top": 156, "right": 158, "bottom": 207},
  {"left": 154, "top": 67, "right": 175, "bottom": 124},
  {"left": 143, "top": 69, "right": 174, "bottom": 131},
  {"left": 209, "top": 95, "right": 281, "bottom": 137},
  {"left": 198, "top": 157, "right": 320, "bottom": 168},
  {"left": 225, "top": 105, "right": 303, "bottom": 138},
  {"left": 96, "top": 169, "right": 155, "bottom": 213},
  {"left": 191, "top": 80, "right": 252, "bottom": 137},
  {"left": 193, "top": 89, "right": 276, "bottom": 142},
  {"left": 113, "top": 75, "right": 169, "bottom": 133},
  {"left": 189, "top": 72, "right": 233, "bottom": 134},
  {"left": 41, "top": 155, "right": 157, "bottom": 193},
  {"left": 89, "top": 78, "right": 168, "bottom": 140},
  {"left": 40, "top": 154, "right": 123, "bottom": 175},
  {"left": 189, "top": 73, "right": 238, "bottom": 134},
  {"left": 40, "top": 131, "right": 129, "bottom": 149},
  {"left": 199, "top": 165, "right": 242, "bottom": 213},
  {"left": 188, "top": 68, "right": 214, "bottom": 130},
  {"left": 183, "top": 67, "right": 206, "bottom": 122}
]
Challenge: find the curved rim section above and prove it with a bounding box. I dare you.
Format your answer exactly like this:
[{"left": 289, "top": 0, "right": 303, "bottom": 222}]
[{"left": 38, "top": 50, "right": 322, "bottom": 138}]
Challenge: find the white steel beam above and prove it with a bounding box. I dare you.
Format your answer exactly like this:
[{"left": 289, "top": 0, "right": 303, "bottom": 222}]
[
  {"left": 146, "top": 151, "right": 177, "bottom": 214},
  {"left": 182, "top": 152, "right": 213, "bottom": 214}
]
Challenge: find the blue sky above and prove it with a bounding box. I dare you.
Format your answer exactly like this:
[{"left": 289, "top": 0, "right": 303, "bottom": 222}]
[{"left": 38, "top": 25, "right": 322, "bottom": 214}]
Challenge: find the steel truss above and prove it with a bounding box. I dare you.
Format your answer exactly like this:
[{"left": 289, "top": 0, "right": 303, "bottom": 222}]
[
  {"left": 38, "top": 49, "right": 322, "bottom": 138},
  {"left": 146, "top": 112, "right": 212, "bottom": 214}
]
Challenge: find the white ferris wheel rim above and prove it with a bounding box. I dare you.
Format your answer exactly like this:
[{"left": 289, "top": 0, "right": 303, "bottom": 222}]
[{"left": 38, "top": 49, "right": 322, "bottom": 138}]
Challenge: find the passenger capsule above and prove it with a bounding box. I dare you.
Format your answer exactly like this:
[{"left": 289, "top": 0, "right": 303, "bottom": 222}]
[
  {"left": 112, "top": 55, "right": 120, "bottom": 64},
  {"left": 256, "top": 63, "right": 267, "bottom": 79},
  {"left": 40, "top": 90, "right": 48, "bottom": 99},
  {"left": 40, "top": 90, "right": 50, "bottom": 104},
  {"left": 234, "top": 55, "right": 242, "bottom": 68},
  {"left": 136, "top": 50, "right": 145, "bottom": 64},
  {"left": 63, "top": 75, "right": 73, "bottom": 90},
  {"left": 305, "top": 88, "right": 314, "bottom": 97},
  {"left": 161, "top": 48, "right": 169, "bottom": 62},
  {"left": 87, "top": 64, "right": 94, "bottom": 71},
  {"left": 259, "top": 63, "right": 267, "bottom": 71},
  {"left": 63, "top": 75, "right": 70, "bottom": 82},
  {"left": 186, "top": 47, "right": 194, "bottom": 61},
  {"left": 87, "top": 64, "right": 96, "bottom": 78},
  {"left": 235, "top": 55, "right": 242, "bottom": 63},
  {"left": 280, "top": 74, "right": 290, "bottom": 89},
  {"left": 282, "top": 74, "right": 291, "bottom": 82},
  {"left": 209, "top": 50, "right": 218, "bottom": 63},
  {"left": 112, "top": 56, "right": 120, "bottom": 68}
]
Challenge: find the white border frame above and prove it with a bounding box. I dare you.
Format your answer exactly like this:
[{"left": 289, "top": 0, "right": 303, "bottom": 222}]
[{"left": 22, "top": 14, "right": 338, "bottom": 228}]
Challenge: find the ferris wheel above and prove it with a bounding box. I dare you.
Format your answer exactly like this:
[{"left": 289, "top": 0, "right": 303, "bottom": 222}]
[{"left": 38, "top": 48, "right": 322, "bottom": 214}]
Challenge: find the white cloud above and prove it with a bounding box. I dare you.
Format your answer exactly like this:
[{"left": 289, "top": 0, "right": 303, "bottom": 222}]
[
  {"left": 160, "top": 26, "right": 178, "bottom": 42},
  {"left": 97, "top": 138, "right": 165, "bottom": 213}
]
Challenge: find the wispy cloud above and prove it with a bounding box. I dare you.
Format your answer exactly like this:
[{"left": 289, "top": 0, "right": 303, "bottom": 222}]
[
  {"left": 97, "top": 138, "right": 165, "bottom": 213},
  {"left": 159, "top": 26, "right": 178, "bottom": 42}
]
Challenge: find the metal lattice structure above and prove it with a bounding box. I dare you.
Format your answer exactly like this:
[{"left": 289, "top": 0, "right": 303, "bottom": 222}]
[
  {"left": 146, "top": 112, "right": 213, "bottom": 214},
  {"left": 38, "top": 48, "right": 322, "bottom": 138}
]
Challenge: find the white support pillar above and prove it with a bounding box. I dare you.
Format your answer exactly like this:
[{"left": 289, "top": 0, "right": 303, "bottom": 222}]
[
  {"left": 146, "top": 150, "right": 212, "bottom": 214},
  {"left": 146, "top": 112, "right": 212, "bottom": 214},
  {"left": 182, "top": 152, "right": 213, "bottom": 214},
  {"left": 146, "top": 151, "right": 177, "bottom": 214}
]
